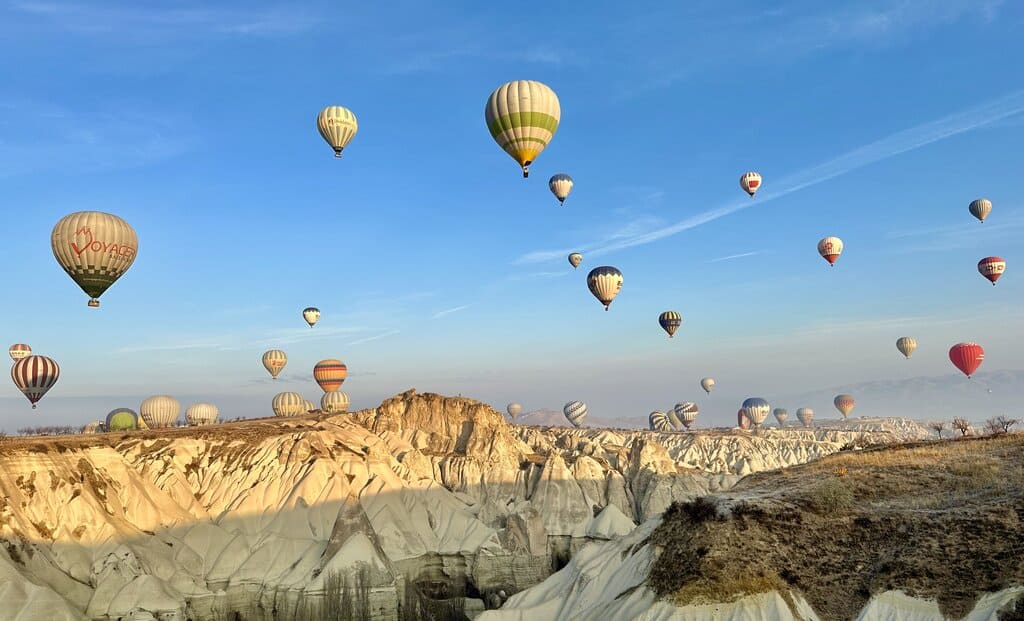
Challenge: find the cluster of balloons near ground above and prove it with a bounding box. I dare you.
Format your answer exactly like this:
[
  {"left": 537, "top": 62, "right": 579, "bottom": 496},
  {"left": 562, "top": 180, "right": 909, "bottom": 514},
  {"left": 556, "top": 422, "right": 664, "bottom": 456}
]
[
  {"left": 261, "top": 349, "right": 352, "bottom": 416},
  {"left": 14, "top": 81, "right": 1004, "bottom": 415},
  {"left": 78, "top": 398, "right": 219, "bottom": 433}
]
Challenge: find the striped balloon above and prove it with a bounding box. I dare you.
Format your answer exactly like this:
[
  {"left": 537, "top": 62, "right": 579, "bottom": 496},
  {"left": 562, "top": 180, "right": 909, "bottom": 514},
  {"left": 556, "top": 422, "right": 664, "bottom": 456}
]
[
  {"left": 949, "top": 342, "right": 984, "bottom": 378},
  {"left": 302, "top": 307, "right": 321, "bottom": 328},
  {"left": 262, "top": 349, "right": 287, "bottom": 379},
  {"left": 568, "top": 253, "right": 583, "bottom": 269},
  {"left": 563, "top": 400, "right": 587, "bottom": 427},
  {"left": 140, "top": 395, "right": 180, "bottom": 428},
  {"left": 549, "top": 174, "right": 574, "bottom": 205},
  {"left": 105, "top": 408, "right": 138, "bottom": 432},
  {"left": 740, "top": 172, "right": 762, "bottom": 197},
  {"left": 304, "top": 399, "right": 317, "bottom": 413},
  {"left": 316, "top": 106, "right": 358, "bottom": 158},
  {"left": 796, "top": 407, "right": 814, "bottom": 428},
  {"left": 700, "top": 377, "right": 715, "bottom": 395},
  {"left": 11, "top": 355, "right": 60, "bottom": 409},
  {"left": 774, "top": 408, "right": 789, "bottom": 426},
  {"left": 896, "top": 336, "right": 917, "bottom": 359},
  {"left": 9, "top": 343, "right": 31, "bottom": 362},
  {"left": 817, "top": 236, "right": 843, "bottom": 266},
  {"left": 673, "top": 402, "right": 699, "bottom": 429},
  {"left": 665, "top": 406, "right": 683, "bottom": 430},
  {"left": 322, "top": 391, "right": 350, "bottom": 414},
  {"left": 185, "top": 403, "right": 219, "bottom": 426},
  {"left": 51, "top": 211, "right": 138, "bottom": 308},
  {"left": 834, "top": 394, "right": 856, "bottom": 418},
  {"left": 587, "top": 266, "right": 623, "bottom": 311},
  {"left": 658, "top": 311, "right": 682, "bottom": 338},
  {"left": 313, "top": 359, "right": 348, "bottom": 392},
  {"left": 649, "top": 411, "right": 672, "bottom": 432},
  {"left": 977, "top": 256, "right": 1005, "bottom": 285},
  {"left": 272, "top": 392, "right": 306, "bottom": 417},
  {"left": 742, "top": 397, "right": 770, "bottom": 427},
  {"left": 506, "top": 402, "right": 522, "bottom": 419},
  {"left": 969, "top": 198, "right": 992, "bottom": 223},
  {"left": 485, "top": 80, "right": 560, "bottom": 178}
]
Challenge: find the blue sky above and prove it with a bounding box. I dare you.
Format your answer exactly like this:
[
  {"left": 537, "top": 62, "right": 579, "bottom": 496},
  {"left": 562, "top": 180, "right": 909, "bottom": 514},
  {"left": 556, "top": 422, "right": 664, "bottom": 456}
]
[{"left": 1, "top": 0, "right": 1022, "bottom": 428}]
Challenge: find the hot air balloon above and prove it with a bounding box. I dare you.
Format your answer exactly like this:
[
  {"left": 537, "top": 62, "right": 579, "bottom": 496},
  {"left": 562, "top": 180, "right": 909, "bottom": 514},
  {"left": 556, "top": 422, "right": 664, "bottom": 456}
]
[
  {"left": 977, "top": 257, "right": 1005, "bottom": 285},
  {"left": 563, "top": 401, "right": 587, "bottom": 427},
  {"left": 949, "top": 342, "right": 984, "bottom": 378},
  {"left": 700, "top": 377, "right": 715, "bottom": 395},
  {"left": 665, "top": 407, "right": 683, "bottom": 430},
  {"left": 51, "top": 211, "right": 138, "bottom": 308},
  {"left": 740, "top": 172, "right": 762, "bottom": 197},
  {"left": 649, "top": 411, "right": 672, "bottom": 432},
  {"left": 317, "top": 106, "right": 358, "bottom": 158},
  {"left": 262, "top": 350, "right": 287, "bottom": 379},
  {"left": 658, "top": 311, "right": 682, "bottom": 338},
  {"left": 485, "top": 80, "right": 560, "bottom": 178},
  {"left": 896, "top": 337, "right": 917, "bottom": 359},
  {"left": 587, "top": 266, "right": 623, "bottom": 311},
  {"left": 796, "top": 407, "right": 814, "bottom": 428},
  {"left": 322, "top": 391, "right": 350, "bottom": 414},
  {"left": 272, "top": 392, "right": 306, "bottom": 417},
  {"left": 549, "top": 174, "right": 573, "bottom": 205},
  {"left": 314, "top": 359, "right": 347, "bottom": 392},
  {"left": 742, "top": 398, "right": 770, "bottom": 427},
  {"left": 105, "top": 408, "right": 138, "bottom": 432},
  {"left": 969, "top": 198, "right": 992, "bottom": 223},
  {"left": 834, "top": 394, "right": 855, "bottom": 419},
  {"left": 568, "top": 253, "right": 583, "bottom": 269},
  {"left": 673, "top": 402, "right": 699, "bottom": 429},
  {"left": 8, "top": 344, "right": 31, "bottom": 362},
  {"left": 817, "top": 237, "right": 843, "bottom": 266},
  {"left": 11, "top": 355, "right": 60, "bottom": 409},
  {"left": 185, "top": 403, "right": 219, "bottom": 426},
  {"left": 304, "top": 399, "right": 317, "bottom": 412},
  {"left": 507, "top": 403, "right": 522, "bottom": 420},
  {"left": 140, "top": 395, "right": 180, "bottom": 429},
  {"left": 774, "top": 408, "right": 788, "bottom": 427},
  {"left": 737, "top": 408, "right": 751, "bottom": 430},
  {"left": 303, "top": 307, "right": 321, "bottom": 328}
]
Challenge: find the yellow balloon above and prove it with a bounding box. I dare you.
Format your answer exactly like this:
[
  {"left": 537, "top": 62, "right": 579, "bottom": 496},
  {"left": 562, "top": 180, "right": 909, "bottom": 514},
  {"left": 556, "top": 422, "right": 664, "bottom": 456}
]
[
  {"left": 484, "top": 80, "right": 560, "bottom": 178},
  {"left": 317, "top": 106, "right": 358, "bottom": 158}
]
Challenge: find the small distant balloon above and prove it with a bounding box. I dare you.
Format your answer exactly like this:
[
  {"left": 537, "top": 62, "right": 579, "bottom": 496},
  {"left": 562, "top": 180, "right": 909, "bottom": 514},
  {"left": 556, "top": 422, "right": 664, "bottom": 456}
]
[
  {"left": 262, "top": 350, "right": 287, "bottom": 379},
  {"left": 568, "top": 253, "right": 583, "bottom": 269},
  {"left": 773, "top": 408, "right": 789, "bottom": 426},
  {"left": 740, "top": 172, "right": 762, "bottom": 197},
  {"left": 507, "top": 402, "right": 522, "bottom": 420},
  {"left": 700, "top": 377, "right": 715, "bottom": 395},
  {"left": 587, "top": 266, "right": 623, "bottom": 311},
  {"left": 658, "top": 311, "right": 682, "bottom": 338},
  {"left": 834, "top": 394, "right": 855, "bottom": 419},
  {"left": 949, "top": 342, "right": 984, "bottom": 378},
  {"left": 977, "top": 257, "right": 1005, "bottom": 285},
  {"left": 969, "top": 198, "right": 992, "bottom": 223},
  {"left": 563, "top": 400, "right": 587, "bottom": 427},
  {"left": 8, "top": 343, "right": 31, "bottom": 362},
  {"left": 317, "top": 106, "right": 358, "bottom": 158},
  {"left": 549, "top": 174, "right": 574, "bottom": 206},
  {"left": 896, "top": 337, "right": 917, "bottom": 359},
  {"left": 796, "top": 407, "right": 814, "bottom": 428},
  {"left": 303, "top": 307, "right": 321, "bottom": 328},
  {"left": 818, "top": 236, "right": 843, "bottom": 266}
]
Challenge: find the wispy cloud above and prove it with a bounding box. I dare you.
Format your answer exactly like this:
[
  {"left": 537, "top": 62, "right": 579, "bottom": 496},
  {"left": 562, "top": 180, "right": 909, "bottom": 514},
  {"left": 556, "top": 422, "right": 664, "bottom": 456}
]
[
  {"left": 708, "top": 251, "right": 763, "bottom": 263},
  {"left": 347, "top": 330, "right": 400, "bottom": 346},
  {"left": 6, "top": 2, "right": 317, "bottom": 38},
  {"left": 515, "top": 90, "right": 1024, "bottom": 264},
  {"left": 432, "top": 305, "right": 470, "bottom": 319}
]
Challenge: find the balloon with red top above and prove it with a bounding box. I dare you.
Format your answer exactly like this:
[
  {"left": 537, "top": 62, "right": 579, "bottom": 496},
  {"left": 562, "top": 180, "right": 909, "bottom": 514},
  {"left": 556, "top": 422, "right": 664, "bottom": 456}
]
[{"left": 949, "top": 342, "right": 984, "bottom": 378}]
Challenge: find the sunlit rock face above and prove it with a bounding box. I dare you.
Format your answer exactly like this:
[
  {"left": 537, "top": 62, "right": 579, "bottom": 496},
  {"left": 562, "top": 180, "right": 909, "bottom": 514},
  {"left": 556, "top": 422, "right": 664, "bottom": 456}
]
[{"left": 0, "top": 389, "right": 923, "bottom": 620}]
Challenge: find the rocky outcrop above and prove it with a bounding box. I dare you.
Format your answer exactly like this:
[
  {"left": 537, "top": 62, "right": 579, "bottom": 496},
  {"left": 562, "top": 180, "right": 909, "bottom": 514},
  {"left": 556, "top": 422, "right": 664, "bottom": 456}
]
[{"left": 0, "top": 390, "right": 931, "bottom": 620}]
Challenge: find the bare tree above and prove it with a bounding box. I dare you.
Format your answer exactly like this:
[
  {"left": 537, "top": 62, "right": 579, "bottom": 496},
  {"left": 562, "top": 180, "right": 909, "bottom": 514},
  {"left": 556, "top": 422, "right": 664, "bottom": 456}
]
[
  {"left": 983, "top": 415, "right": 1019, "bottom": 436},
  {"left": 951, "top": 418, "right": 971, "bottom": 437},
  {"left": 928, "top": 421, "right": 947, "bottom": 438}
]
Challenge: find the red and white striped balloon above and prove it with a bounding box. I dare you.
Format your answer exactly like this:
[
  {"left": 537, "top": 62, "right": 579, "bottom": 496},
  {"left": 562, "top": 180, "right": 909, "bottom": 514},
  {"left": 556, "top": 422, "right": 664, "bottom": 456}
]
[
  {"left": 11, "top": 355, "right": 60, "bottom": 409},
  {"left": 977, "top": 257, "right": 1005, "bottom": 285}
]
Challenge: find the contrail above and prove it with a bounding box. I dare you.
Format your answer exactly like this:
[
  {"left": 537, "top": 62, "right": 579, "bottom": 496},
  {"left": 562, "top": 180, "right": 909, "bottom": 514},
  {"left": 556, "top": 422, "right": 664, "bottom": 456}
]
[
  {"left": 347, "top": 330, "right": 400, "bottom": 345},
  {"left": 516, "top": 89, "right": 1024, "bottom": 263},
  {"left": 708, "top": 251, "right": 762, "bottom": 263},
  {"left": 431, "top": 304, "right": 470, "bottom": 319}
]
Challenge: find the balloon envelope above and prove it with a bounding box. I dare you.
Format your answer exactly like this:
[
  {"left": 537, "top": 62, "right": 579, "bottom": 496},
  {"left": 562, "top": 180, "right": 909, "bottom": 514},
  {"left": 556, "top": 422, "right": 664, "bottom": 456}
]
[
  {"left": 649, "top": 411, "right": 672, "bottom": 432},
  {"left": 969, "top": 198, "right": 992, "bottom": 223},
  {"left": 11, "top": 355, "right": 60, "bottom": 409},
  {"left": 740, "top": 172, "right": 762, "bottom": 197},
  {"left": 587, "top": 266, "right": 623, "bottom": 311},
  {"left": 51, "top": 211, "right": 138, "bottom": 307},
  {"left": 549, "top": 174, "right": 574, "bottom": 205},
  {"left": 673, "top": 402, "right": 699, "bottom": 429},
  {"left": 507, "top": 402, "right": 522, "bottom": 419},
  {"left": 485, "top": 80, "right": 560, "bottom": 178},
  {"left": 568, "top": 253, "right": 583, "bottom": 269},
  {"left": 949, "top": 342, "right": 984, "bottom": 377},
  {"left": 317, "top": 106, "right": 358, "bottom": 157},
  {"left": 658, "top": 311, "right": 682, "bottom": 338},
  {"left": 834, "top": 394, "right": 856, "bottom": 418},
  {"left": 774, "top": 408, "right": 789, "bottom": 426},
  {"left": 303, "top": 307, "right": 321, "bottom": 327},
  {"left": 796, "top": 407, "right": 814, "bottom": 428},
  {"left": 105, "top": 408, "right": 139, "bottom": 432},
  {"left": 896, "top": 337, "right": 917, "bottom": 359},
  {"left": 977, "top": 257, "right": 1005, "bottom": 285},
  {"left": 563, "top": 401, "right": 587, "bottom": 427},
  {"left": 700, "top": 378, "right": 715, "bottom": 394},
  {"left": 737, "top": 408, "right": 752, "bottom": 429},
  {"left": 321, "top": 391, "right": 350, "bottom": 413},
  {"left": 272, "top": 392, "right": 306, "bottom": 417},
  {"left": 818, "top": 236, "right": 843, "bottom": 266},
  {"left": 8, "top": 343, "right": 31, "bottom": 362},
  {"left": 741, "top": 398, "right": 770, "bottom": 426},
  {"left": 185, "top": 403, "right": 219, "bottom": 426},
  {"left": 313, "top": 359, "right": 348, "bottom": 392},
  {"left": 140, "top": 395, "right": 180, "bottom": 429},
  {"left": 262, "top": 350, "right": 287, "bottom": 379}
]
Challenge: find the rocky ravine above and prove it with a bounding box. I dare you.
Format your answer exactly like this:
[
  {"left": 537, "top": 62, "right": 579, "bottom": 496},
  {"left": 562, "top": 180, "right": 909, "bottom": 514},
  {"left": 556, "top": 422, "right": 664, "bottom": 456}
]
[{"left": 0, "top": 390, "right": 932, "bottom": 620}]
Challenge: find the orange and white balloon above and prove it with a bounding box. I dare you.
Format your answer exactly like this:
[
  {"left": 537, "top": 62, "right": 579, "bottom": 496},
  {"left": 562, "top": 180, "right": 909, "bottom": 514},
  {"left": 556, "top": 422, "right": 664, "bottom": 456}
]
[
  {"left": 739, "top": 172, "right": 762, "bottom": 197},
  {"left": 818, "top": 236, "right": 843, "bottom": 266}
]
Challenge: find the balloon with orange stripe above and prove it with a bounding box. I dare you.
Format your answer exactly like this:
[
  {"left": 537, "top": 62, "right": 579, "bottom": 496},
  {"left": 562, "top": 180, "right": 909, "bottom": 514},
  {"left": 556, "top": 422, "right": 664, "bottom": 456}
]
[{"left": 313, "top": 359, "right": 348, "bottom": 392}]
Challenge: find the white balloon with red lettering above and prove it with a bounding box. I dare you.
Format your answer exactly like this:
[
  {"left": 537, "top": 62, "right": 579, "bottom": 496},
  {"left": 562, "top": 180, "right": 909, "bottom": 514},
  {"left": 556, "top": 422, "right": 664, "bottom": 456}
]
[{"left": 51, "top": 211, "right": 138, "bottom": 308}]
